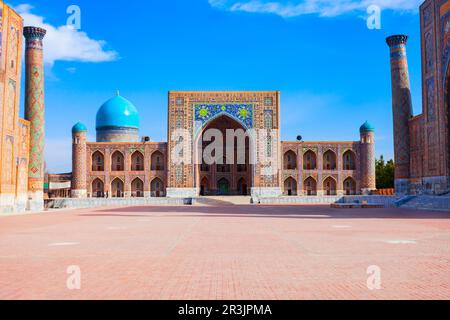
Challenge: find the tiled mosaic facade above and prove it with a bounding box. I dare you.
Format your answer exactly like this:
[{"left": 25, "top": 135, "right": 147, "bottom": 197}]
[
  {"left": 388, "top": 0, "right": 450, "bottom": 195},
  {"left": 73, "top": 91, "right": 375, "bottom": 199},
  {"left": 167, "top": 91, "right": 282, "bottom": 197},
  {"left": 165, "top": 91, "right": 373, "bottom": 198},
  {"left": 0, "top": 4, "right": 39, "bottom": 213}
]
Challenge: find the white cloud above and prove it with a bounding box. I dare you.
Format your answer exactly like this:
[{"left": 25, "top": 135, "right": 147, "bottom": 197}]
[
  {"left": 14, "top": 4, "right": 118, "bottom": 65},
  {"left": 209, "top": 0, "right": 422, "bottom": 18}
]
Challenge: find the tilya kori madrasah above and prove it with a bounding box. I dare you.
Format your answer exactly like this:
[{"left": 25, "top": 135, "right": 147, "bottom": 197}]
[{"left": 1, "top": 0, "right": 450, "bottom": 213}]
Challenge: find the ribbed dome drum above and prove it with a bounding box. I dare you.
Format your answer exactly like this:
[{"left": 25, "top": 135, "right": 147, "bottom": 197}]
[{"left": 95, "top": 94, "right": 140, "bottom": 142}]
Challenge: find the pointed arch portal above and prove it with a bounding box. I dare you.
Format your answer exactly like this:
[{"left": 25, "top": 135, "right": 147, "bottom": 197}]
[{"left": 195, "top": 114, "right": 253, "bottom": 196}]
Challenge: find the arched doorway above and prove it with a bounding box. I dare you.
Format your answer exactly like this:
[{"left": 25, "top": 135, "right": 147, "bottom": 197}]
[
  {"left": 323, "top": 176, "right": 337, "bottom": 196},
  {"left": 303, "top": 150, "right": 317, "bottom": 170},
  {"left": 237, "top": 177, "right": 248, "bottom": 196},
  {"left": 111, "top": 151, "right": 124, "bottom": 171},
  {"left": 196, "top": 115, "right": 252, "bottom": 196},
  {"left": 344, "top": 177, "right": 357, "bottom": 195},
  {"left": 131, "top": 151, "right": 144, "bottom": 171},
  {"left": 304, "top": 176, "right": 317, "bottom": 196},
  {"left": 323, "top": 150, "right": 337, "bottom": 170},
  {"left": 92, "top": 151, "right": 104, "bottom": 171},
  {"left": 111, "top": 178, "right": 124, "bottom": 198},
  {"left": 343, "top": 150, "right": 356, "bottom": 170},
  {"left": 151, "top": 178, "right": 164, "bottom": 197},
  {"left": 284, "top": 151, "right": 297, "bottom": 170},
  {"left": 131, "top": 178, "right": 144, "bottom": 197},
  {"left": 151, "top": 151, "right": 164, "bottom": 171},
  {"left": 284, "top": 177, "right": 297, "bottom": 196},
  {"left": 92, "top": 178, "right": 104, "bottom": 198},
  {"left": 217, "top": 178, "right": 230, "bottom": 195},
  {"left": 200, "top": 177, "right": 209, "bottom": 196}
]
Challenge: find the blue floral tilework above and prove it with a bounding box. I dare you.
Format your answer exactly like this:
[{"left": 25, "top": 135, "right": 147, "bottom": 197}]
[{"left": 194, "top": 104, "right": 254, "bottom": 130}]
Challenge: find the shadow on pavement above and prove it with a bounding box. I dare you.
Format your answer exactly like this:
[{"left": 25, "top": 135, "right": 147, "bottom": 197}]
[{"left": 77, "top": 205, "right": 450, "bottom": 220}]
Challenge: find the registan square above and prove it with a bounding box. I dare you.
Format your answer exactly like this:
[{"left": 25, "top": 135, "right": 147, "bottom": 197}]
[{"left": 1, "top": 0, "right": 450, "bottom": 301}]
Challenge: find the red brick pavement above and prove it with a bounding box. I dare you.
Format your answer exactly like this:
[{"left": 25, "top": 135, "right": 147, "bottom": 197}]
[{"left": 0, "top": 205, "right": 449, "bottom": 300}]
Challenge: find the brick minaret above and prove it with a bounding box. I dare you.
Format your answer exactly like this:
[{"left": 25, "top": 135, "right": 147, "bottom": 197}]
[
  {"left": 360, "top": 121, "right": 376, "bottom": 194},
  {"left": 71, "top": 123, "right": 88, "bottom": 198},
  {"left": 23, "top": 27, "right": 46, "bottom": 211},
  {"left": 386, "top": 35, "right": 413, "bottom": 195}
]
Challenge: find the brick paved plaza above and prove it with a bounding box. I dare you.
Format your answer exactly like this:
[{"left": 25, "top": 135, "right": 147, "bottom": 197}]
[{"left": 1, "top": 204, "right": 450, "bottom": 300}]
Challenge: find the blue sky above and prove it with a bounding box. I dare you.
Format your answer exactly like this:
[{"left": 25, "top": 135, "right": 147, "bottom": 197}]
[{"left": 9, "top": 0, "right": 423, "bottom": 173}]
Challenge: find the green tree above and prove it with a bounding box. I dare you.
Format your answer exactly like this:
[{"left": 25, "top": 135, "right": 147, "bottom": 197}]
[{"left": 376, "top": 155, "right": 395, "bottom": 189}]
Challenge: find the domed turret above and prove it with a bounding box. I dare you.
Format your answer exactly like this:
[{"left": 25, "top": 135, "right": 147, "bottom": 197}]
[
  {"left": 72, "top": 122, "right": 87, "bottom": 134},
  {"left": 360, "top": 121, "right": 375, "bottom": 133},
  {"left": 95, "top": 93, "right": 140, "bottom": 142}
]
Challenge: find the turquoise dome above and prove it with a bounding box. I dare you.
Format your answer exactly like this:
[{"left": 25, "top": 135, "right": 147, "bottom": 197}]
[
  {"left": 360, "top": 121, "right": 375, "bottom": 133},
  {"left": 96, "top": 94, "right": 140, "bottom": 130},
  {"left": 72, "top": 122, "right": 87, "bottom": 133}
]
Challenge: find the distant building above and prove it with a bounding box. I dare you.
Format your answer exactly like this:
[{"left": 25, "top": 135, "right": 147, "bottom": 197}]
[
  {"left": 0, "top": 3, "right": 46, "bottom": 213},
  {"left": 71, "top": 91, "right": 375, "bottom": 199},
  {"left": 45, "top": 173, "right": 72, "bottom": 198}
]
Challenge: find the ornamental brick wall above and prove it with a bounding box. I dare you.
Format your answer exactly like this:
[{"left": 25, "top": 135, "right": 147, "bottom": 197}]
[
  {"left": 0, "top": 4, "right": 22, "bottom": 195},
  {"left": 0, "top": 4, "right": 33, "bottom": 213},
  {"left": 280, "top": 141, "right": 364, "bottom": 196},
  {"left": 420, "top": 0, "right": 441, "bottom": 181},
  {"left": 71, "top": 131, "right": 87, "bottom": 196},
  {"left": 85, "top": 142, "right": 167, "bottom": 197},
  {"left": 360, "top": 131, "right": 376, "bottom": 192},
  {"left": 17, "top": 119, "right": 30, "bottom": 197},
  {"left": 389, "top": 0, "right": 450, "bottom": 194},
  {"left": 386, "top": 35, "right": 413, "bottom": 184},
  {"left": 418, "top": 0, "right": 446, "bottom": 181},
  {"left": 409, "top": 115, "right": 426, "bottom": 182}
]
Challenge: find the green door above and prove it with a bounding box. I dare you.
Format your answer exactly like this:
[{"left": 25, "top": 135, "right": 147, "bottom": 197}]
[{"left": 218, "top": 178, "right": 230, "bottom": 195}]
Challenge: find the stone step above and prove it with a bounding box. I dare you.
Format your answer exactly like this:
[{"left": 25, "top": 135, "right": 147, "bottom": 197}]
[
  {"left": 401, "top": 196, "right": 450, "bottom": 211},
  {"left": 46, "top": 197, "right": 186, "bottom": 210},
  {"left": 196, "top": 196, "right": 252, "bottom": 206}
]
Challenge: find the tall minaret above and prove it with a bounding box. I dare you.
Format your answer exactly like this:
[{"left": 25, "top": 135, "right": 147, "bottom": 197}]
[
  {"left": 360, "top": 121, "right": 376, "bottom": 194},
  {"left": 71, "top": 123, "right": 88, "bottom": 198},
  {"left": 23, "top": 27, "right": 46, "bottom": 211},
  {"left": 386, "top": 35, "right": 413, "bottom": 195}
]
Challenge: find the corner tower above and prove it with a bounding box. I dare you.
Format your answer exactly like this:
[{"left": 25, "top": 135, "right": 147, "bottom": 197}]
[
  {"left": 360, "top": 121, "right": 376, "bottom": 194},
  {"left": 23, "top": 26, "right": 46, "bottom": 211},
  {"left": 71, "top": 122, "right": 87, "bottom": 198},
  {"left": 386, "top": 35, "right": 413, "bottom": 194}
]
